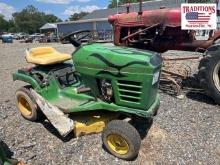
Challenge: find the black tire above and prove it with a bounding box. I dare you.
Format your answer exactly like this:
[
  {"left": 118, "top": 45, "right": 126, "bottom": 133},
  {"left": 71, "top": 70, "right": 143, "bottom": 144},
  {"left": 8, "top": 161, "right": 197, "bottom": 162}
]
[
  {"left": 198, "top": 44, "right": 220, "bottom": 104},
  {"left": 102, "top": 120, "right": 141, "bottom": 160},
  {"left": 15, "top": 87, "right": 42, "bottom": 121}
]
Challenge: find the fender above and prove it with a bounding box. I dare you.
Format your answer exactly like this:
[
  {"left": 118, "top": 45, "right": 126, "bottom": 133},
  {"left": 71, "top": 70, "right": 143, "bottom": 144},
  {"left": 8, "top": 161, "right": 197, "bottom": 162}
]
[
  {"left": 204, "top": 43, "right": 220, "bottom": 54},
  {"left": 12, "top": 71, "right": 41, "bottom": 91}
]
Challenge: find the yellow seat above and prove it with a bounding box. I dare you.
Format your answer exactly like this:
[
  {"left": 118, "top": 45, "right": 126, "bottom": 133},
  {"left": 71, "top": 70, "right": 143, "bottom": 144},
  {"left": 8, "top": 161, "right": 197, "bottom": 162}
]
[{"left": 26, "top": 47, "right": 71, "bottom": 65}]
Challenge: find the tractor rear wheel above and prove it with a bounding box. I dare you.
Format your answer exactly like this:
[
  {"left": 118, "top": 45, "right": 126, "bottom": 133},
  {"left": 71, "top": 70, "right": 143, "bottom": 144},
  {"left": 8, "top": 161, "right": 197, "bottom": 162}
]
[
  {"left": 102, "top": 120, "right": 141, "bottom": 160},
  {"left": 198, "top": 44, "right": 220, "bottom": 104},
  {"left": 15, "top": 87, "right": 42, "bottom": 121}
]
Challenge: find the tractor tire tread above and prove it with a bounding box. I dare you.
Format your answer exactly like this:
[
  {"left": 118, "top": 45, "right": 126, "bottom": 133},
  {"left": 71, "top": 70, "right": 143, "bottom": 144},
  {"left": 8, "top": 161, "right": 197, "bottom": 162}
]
[
  {"left": 102, "top": 120, "right": 141, "bottom": 160},
  {"left": 198, "top": 44, "right": 220, "bottom": 104}
]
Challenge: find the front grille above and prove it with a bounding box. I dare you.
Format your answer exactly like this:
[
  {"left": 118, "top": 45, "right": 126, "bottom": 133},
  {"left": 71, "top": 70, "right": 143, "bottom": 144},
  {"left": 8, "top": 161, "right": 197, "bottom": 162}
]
[{"left": 117, "top": 80, "right": 142, "bottom": 103}]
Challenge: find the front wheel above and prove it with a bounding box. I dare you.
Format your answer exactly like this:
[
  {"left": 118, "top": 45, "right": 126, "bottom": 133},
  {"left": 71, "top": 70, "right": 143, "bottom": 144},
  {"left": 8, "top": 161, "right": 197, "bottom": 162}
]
[
  {"left": 198, "top": 44, "right": 220, "bottom": 104},
  {"left": 102, "top": 120, "right": 141, "bottom": 160},
  {"left": 15, "top": 87, "right": 42, "bottom": 121}
]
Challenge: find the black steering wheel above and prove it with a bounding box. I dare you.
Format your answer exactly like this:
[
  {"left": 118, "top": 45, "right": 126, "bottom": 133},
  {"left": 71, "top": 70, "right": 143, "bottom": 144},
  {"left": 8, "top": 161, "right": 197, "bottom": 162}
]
[{"left": 61, "top": 30, "right": 92, "bottom": 47}]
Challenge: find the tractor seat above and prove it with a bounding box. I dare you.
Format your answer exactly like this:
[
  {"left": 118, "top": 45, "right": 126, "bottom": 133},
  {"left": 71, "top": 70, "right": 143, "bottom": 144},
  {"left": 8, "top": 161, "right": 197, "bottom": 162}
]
[{"left": 26, "top": 47, "right": 71, "bottom": 65}]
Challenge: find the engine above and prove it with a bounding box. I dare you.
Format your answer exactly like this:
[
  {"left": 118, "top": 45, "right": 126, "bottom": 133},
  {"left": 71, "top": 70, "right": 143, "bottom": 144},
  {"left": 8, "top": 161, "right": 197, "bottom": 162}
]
[
  {"left": 108, "top": 7, "right": 197, "bottom": 52},
  {"left": 100, "top": 79, "right": 114, "bottom": 102}
]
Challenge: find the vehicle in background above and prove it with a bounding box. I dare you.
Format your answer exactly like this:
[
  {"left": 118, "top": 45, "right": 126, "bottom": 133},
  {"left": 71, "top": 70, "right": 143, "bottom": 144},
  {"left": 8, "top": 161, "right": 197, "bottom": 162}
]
[
  {"left": 1, "top": 34, "right": 13, "bottom": 43},
  {"left": 108, "top": 7, "right": 220, "bottom": 53},
  {"left": 47, "top": 33, "right": 58, "bottom": 42},
  {"left": 29, "top": 33, "right": 45, "bottom": 42},
  {"left": 13, "top": 33, "right": 29, "bottom": 40},
  {"left": 30, "top": 33, "right": 45, "bottom": 39},
  {"left": 13, "top": 34, "right": 19, "bottom": 40},
  {"left": 23, "top": 33, "right": 58, "bottom": 43}
]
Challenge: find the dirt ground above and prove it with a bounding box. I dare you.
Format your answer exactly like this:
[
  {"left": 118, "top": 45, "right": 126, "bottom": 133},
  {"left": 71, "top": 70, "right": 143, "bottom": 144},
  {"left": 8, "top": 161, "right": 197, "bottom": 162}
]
[{"left": 0, "top": 42, "right": 219, "bottom": 165}]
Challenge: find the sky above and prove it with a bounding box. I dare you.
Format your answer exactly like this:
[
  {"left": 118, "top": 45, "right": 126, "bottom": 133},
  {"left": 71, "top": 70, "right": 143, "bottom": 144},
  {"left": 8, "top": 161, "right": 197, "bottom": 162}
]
[{"left": 0, "top": 0, "right": 109, "bottom": 20}]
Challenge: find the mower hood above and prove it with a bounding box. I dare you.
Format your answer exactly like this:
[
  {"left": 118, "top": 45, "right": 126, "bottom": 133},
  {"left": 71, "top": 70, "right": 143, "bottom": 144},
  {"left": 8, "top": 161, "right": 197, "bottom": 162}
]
[
  {"left": 73, "top": 43, "right": 162, "bottom": 110},
  {"left": 73, "top": 43, "right": 162, "bottom": 76}
]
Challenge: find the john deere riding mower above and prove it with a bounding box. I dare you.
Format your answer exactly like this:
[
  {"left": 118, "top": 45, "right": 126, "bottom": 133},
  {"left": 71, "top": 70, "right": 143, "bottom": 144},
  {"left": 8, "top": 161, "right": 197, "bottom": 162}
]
[{"left": 12, "top": 30, "right": 162, "bottom": 160}]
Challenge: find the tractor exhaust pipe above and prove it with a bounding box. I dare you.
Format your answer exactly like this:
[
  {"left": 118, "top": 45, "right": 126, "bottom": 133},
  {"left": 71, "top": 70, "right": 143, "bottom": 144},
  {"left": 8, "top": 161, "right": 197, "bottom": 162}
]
[
  {"left": 126, "top": 0, "right": 131, "bottom": 13},
  {"left": 138, "top": 0, "right": 143, "bottom": 15}
]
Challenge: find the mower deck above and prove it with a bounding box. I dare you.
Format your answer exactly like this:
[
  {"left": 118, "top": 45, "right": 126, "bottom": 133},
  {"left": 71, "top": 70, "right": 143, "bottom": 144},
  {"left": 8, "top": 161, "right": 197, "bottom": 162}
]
[
  {"left": 51, "top": 97, "right": 88, "bottom": 111},
  {"left": 72, "top": 112, "right": 119, "bottom": 137}
]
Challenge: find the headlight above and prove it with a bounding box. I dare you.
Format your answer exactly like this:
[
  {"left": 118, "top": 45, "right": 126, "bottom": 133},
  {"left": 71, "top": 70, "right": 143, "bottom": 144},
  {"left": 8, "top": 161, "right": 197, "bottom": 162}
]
[{"left": 152, "top": 72, "right": 160, "bottom": 85}]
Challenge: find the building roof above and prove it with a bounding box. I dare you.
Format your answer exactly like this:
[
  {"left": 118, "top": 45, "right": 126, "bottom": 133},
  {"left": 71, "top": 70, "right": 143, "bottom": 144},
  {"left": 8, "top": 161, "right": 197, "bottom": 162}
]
[
  {"left": 56, "top": 18, "right": 107, "bottom": 25},
  {"left": 81, "top": 0, "right": 183, "bottom": 20},
  {"left": 40, "top": 23, "right": 57, "bottom": 30}
]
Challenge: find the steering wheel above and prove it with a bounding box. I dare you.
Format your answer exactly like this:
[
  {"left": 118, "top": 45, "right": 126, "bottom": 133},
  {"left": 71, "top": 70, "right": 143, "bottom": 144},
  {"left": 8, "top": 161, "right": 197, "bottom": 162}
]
[{"left": 61, "top": 30, "right": 92, "bottom": 47}]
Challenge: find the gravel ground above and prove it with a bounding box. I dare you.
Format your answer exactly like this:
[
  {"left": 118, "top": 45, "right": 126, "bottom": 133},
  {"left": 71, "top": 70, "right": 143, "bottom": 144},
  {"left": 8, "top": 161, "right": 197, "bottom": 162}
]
[{"left": 0, "top": 42, "right": 220, "bottom": 164}]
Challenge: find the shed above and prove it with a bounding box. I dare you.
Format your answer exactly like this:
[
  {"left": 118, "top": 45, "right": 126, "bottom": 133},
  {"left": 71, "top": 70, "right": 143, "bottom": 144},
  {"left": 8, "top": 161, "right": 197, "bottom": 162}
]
[
  {"left": 40, "top": 23, "right": 58, "bottom": 34},
  {"left": 40, "top": 23, "right": 57, "bottom": 30}
]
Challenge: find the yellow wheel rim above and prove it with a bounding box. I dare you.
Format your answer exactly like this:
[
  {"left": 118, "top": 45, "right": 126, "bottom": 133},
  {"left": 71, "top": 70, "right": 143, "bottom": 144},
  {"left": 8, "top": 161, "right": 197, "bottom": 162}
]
[
  {"left": 17, "top": 96, "right": 32, "bottom": 116},
  {"left": 107, "top": 134, "right": 129, "bottom": 155}
]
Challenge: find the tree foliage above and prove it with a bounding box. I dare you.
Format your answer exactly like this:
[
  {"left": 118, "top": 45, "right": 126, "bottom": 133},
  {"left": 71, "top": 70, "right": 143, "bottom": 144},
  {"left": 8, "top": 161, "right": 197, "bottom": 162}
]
[
  {"left": 0, "top": 5, "right": 62, "bottom": 34},
  {"left": 0, "top": 15, "right": 9, "bottom": 32},
  {"left": 108, "top": 0, "right": 118, "bottom": 8},
  {"left": 69, "top": 12, "right": 89, "bottom": 21},
  {"left": 13, "top": 5, "right": 62, "bottom": 33}
]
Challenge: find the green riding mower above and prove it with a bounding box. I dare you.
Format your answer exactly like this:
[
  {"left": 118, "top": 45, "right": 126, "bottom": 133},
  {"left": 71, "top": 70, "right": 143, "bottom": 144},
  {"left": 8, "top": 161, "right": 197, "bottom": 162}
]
[{"left": 12, "top": 30, "right": 162, "bottom": 160}]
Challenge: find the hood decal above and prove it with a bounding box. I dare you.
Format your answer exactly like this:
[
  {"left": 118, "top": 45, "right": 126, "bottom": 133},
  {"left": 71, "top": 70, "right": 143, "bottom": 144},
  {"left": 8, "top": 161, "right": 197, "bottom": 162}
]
[{"left": 90, "top": 53, "right": 149, "bottom": 77}]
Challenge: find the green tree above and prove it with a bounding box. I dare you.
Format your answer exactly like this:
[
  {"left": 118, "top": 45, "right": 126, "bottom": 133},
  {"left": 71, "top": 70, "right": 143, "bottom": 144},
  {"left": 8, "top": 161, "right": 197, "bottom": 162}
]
[
  {"left": 108, "top": 0, "right": 118, "bottom": 8},
  {"left": 69, "top": 12, "right": 89, "bottom": 21},
  {"left": 0, "top": 15, "right": 9, "bottom": 32},
  {"left": 0, "top": 15, "right": 16, "bottom": 33},
  {"left": 13, "top": 5, "right": 43, "bottom": 33},
  {"left": 44, "top": 14, "right": 62, "bottom": 23},
  {"left": 7, "top": 20, "right": 16, "bottom": 32},
  {"left": 13, "top": 5, "right": 62, "bottom": 34}
]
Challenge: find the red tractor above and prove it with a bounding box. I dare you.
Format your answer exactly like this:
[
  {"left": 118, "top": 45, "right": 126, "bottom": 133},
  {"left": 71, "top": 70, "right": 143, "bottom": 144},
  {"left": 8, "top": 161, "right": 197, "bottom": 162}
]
[{"left": 108, "top": 1, "right": 220, "bottom": 104}]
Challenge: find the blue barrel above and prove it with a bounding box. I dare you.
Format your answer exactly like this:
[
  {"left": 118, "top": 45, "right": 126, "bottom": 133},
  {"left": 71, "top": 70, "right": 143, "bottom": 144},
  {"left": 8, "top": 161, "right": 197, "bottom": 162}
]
[{"left": 2, "top": 34, "right": 13, "bottom": 43}]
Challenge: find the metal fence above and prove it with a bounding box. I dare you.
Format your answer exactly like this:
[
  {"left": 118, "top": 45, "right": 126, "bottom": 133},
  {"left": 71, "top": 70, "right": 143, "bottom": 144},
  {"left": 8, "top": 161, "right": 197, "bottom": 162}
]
[{"left": 94, "top": 30, "right": 113, "bottom": 41}]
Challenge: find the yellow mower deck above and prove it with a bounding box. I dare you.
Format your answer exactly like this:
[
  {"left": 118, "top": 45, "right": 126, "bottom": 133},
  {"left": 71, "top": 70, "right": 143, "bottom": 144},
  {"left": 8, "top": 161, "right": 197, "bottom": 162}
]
[{"left": 72, "top": 112, "right": 119, "bottom": 137}]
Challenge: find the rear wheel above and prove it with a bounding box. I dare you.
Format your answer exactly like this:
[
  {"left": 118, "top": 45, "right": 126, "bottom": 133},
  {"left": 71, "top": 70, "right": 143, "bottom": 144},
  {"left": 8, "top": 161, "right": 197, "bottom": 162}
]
[
  {"left": 198, "top": 44, "right": 220, "bottom": 104},
  {"left": 15, "top": 87, "right": 42, "bottom": 121},
  {"left": 102, "top": 120, "right": 141, "bottom": 160}
]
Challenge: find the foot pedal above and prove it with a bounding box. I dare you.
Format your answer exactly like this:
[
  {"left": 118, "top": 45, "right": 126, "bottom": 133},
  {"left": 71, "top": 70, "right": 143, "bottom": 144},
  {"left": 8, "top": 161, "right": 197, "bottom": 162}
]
[{"left": 77, "top": 87, "right": 91, "bottom": 93}]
